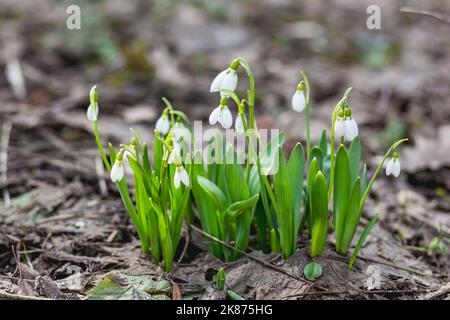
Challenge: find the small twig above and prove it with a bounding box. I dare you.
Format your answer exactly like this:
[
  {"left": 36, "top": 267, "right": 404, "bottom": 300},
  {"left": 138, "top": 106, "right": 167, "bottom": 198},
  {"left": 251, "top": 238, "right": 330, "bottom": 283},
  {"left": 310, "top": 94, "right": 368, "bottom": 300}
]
[
  {"left": 189, "top": 224, "right": 311, "bottom": 285},
  {"left": 177, "top": 222, "right": 190, "bottom": 264},
  {"left": 358, "top": 255, "right": 443, "bottom": 278},
  {"left": 419, "top": 282, "right": 450, "bottom": 300},
  {"left": 0, "top": 121, "right": 12, "bottom": 207},
  {"left": 0, "top": 291, "right": 50, "bottom": 301},
  {"left": 281, "top": 288, "right": 436, "bottom": 299},
  {"left": 400, "top": 6, "right": 450, "bottom": 24}
]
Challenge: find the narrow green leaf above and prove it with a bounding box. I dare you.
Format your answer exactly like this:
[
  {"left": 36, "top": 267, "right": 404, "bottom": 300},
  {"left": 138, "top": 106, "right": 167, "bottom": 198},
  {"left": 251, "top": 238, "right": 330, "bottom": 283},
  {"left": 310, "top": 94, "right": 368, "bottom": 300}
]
[
  {"left": 154, "top": 134, "right": 163, "bottom": 177},
  {"left": 319, "top": 129, "right": 328, "bottom": 157},
  {"left": 224, "top": 194, "right": 260, "bottom": 222},
  {"left": 334, "top": 145, "right": 351, "bottom": 252},
  {"left": 224, "top": 146, "right": 249, "bottom": 202},
  {"left": 348, "top": 136, "right": 361, "bottom": 185},
  {"left": 349, "top": 214, "right": 378, "bottom": 270},
  {"left": 310, "top": 171, "right": 328, "bottom": 257},
  {"left": 287, "top": 143, "right": 305, "bottom": 252},
  {"left": 191, "top": 161, "right": 222, "bottom": 258},
  {"left": 197, "top": 176, "right": 228, "bottom": 210},
  {"left": 142, "top": 143, "right": 152, "bottom": 174},
  {"left": 339, "top": 178, "right": 361, "bottom": 254},
  {"left": 361, "top": 163, "right": 368, "bottom": 194},
  {"left": 274, "top": 147, "right": 292, "bottom": 257},
  {"left": 270, "top": 228, "right": 281, "bottom": 252},
  {"left": 227, "top": 290, "right": 245, "bottom": 300},
  {"left": 309, "top": 146, "right": 323, "bottom": 169},
  {"left": 307, "top": 158, "right": 320, "bottom": 230}
]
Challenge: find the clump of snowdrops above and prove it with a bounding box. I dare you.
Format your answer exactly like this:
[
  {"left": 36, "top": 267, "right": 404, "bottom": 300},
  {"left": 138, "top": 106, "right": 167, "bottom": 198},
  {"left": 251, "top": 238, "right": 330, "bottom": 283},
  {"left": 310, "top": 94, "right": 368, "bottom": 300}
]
[{"left": 88, "top": 57, "right": 407, "bottom": 272}]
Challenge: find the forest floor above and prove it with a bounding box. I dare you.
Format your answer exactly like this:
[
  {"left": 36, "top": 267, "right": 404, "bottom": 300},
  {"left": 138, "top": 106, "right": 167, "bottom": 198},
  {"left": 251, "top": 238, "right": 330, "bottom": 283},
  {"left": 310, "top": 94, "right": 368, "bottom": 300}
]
[{"left": 0, "top": 0, "right": 449, "bottom": 300}]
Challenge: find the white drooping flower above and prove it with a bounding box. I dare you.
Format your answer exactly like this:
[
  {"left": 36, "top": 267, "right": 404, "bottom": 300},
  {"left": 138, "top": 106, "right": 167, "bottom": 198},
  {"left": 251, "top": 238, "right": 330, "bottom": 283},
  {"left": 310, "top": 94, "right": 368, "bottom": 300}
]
[
  {"left": 174, "top": 165, "right": 189, "bottom": 189},
  {"left": 87, "top": 104, "right": 98, "bottom": 122},
  {"left": 87, "top": 85, "right": 99, "bottom": 122},
  {"left": 155, "top": 113, "right": 170, "bottom": 135},
  {"left": 235, "top": 113, "right": 246, "bottom": 133},
  {"left": 334, "top": 107, "right": 358, "bottom": 142},
  {"left": 209, "top": 97, "right": 233, "bottom": 129},
  {"left": 172, "top": 120, "right": 190, "bottom": 142},
  {"left": 210, "top": 60, "right": 239, "bottom": 97},
  {"left": 168, "top": 139, "right": 181, "bottom": 164},
  {"left": 344, "top": 118, "right": 358, "bottom": 142},
  {"left": 334, "top": 116, "right": 345, "bottom": 138},
  {"left": 386, "top": 153, "right": 401, "bottom": 177},
  {"left": 292, "top": 83, "right": 306, "bottom": 112},
  {"left": 111, "top": 151, "right": 125, "bottom": 182}
]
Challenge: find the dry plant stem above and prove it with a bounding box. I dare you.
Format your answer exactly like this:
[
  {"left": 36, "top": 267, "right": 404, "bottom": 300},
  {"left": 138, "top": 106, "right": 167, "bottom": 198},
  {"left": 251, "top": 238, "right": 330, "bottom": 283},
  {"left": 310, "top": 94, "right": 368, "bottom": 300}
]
[
  {"left": 176, "top": 222, "right": 190, "bottom": 265},
  {"left": 0, "top": 121, "right": 12, "bottom": 207},
  {"left": 0, "top": 291, "right": 50, "bottom": 300},
  {"left": 281, "top": 288, "right": 436, "bottom": 299},
  {"left": 189, "top": 223, "right": 312, "bottom": 285},
  {"left": 400, "top": 6, "right": 450, "bottom": 24}
]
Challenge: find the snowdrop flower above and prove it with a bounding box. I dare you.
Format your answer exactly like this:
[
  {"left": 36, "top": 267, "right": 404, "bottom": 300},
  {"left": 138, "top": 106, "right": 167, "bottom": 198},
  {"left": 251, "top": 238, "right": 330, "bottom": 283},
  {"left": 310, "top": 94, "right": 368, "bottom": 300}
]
[
  {"left": 235, "top": 113, "right": 246, "bottom": 134},
  {"left": 111, "top": 150, "right": 125, "bottom": 182},
  {"left": 210, "top": 59, "right": 239, "bottom": 97},
  {"left": 87, "top": 85, "right": 99, "bottom": 122},
  {"left": 386, "top": 152, "right": 401, "bottom": 177},
  {"left": 174, "top": 165, "right": 189, "bottom": 189},
  {"left": 334, "top": 110, "right": 345, "bottom": 138},
  {"left": 209, "top": 97, "right": 233, "bottom": 129},
  {"left": 168, "top": 139, "right": 181, "bottom": 164},
  {"left": 172, "top": 119, "right": 190, "bottom": 142},
  {"left": 155, "top": 111, "right": 170, "bottom": 135},
  {"left": 334, "top": 107, "right": 358, "bottom": 142},
  {"left": 292, "top": 82, "right": 306, "bottom": 112}
]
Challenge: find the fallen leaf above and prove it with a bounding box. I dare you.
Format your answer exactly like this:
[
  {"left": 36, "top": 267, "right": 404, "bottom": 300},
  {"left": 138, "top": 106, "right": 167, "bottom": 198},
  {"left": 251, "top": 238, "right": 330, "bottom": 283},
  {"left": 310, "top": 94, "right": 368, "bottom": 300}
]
[
  {"left": 87, "top": 271, "right": 171, "bottom": 300},
  {"left": 172, "top": 281, "right": 182, "bottom": 300}
]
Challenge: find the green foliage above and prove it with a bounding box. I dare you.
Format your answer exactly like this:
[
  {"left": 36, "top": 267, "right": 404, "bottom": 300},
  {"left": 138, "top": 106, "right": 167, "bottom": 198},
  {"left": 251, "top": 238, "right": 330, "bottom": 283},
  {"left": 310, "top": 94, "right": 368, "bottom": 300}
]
[
  {"left": 87, "top": 272, "right": 171, "bottom": 300},
  {"left": 303, "top": 262, "right": 323, "bottom": 281},
  {"left": 192, "top": 145, "right": 259, "bottom": 261},
  {"left": 89, "top": 58, "right": 408, "bottom": 274},
  {"left": 215, "top": 268, "right": 226, "bottom": 291}
]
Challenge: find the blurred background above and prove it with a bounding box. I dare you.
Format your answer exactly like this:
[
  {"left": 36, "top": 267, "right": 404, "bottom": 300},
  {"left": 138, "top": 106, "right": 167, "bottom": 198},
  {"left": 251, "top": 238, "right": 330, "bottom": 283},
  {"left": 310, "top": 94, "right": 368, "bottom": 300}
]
[{"left": 0, "top": 0, "right": 449, "bottom": 293}]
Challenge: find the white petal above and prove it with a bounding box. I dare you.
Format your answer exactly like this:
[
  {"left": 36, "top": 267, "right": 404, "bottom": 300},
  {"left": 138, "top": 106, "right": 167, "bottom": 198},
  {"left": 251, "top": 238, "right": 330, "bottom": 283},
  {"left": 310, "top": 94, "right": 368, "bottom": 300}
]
[
  {"left": 350, "top": 118, "right": 359, "bottom": 139},
  {"left": 393, "top": 159, "right": 401, "bottom": 177},
  {"left": 334, "top": 118, "right": 345, "bottom": 138},
  {"left": 174, "top": 170, "right": 181, "bottom": 189},
  {"left": 209, "top": 106, "right": 221, "bottom": 125},
  {"left": 156, "top": 115, "right": 170, "bottom": 135},
  {"left": 111, "top": 161, "right": 124, "bottom": 182},
  {"left": 221, "top": 69, "right": 238, "bottom": 92},
  {"left": 292, "top": 91, "right": 306, "bottom": 112},
  {"left": 219, "top": 106, "right": 233, "bottom": 129},
  {"left": 235, "top": 114, "right": 246, "bottom": 133},
  {"left": 210, "top": 69, "right": 227, "bottom": 92},
  {"left": 344, "top": 118, "right": 357, "bottom": 141},
  {"left": 386, "top": 158, "right": 394, "bottom": 176},
  {"left": 178, "top": 167, "right": 190, "bottom": 187},
  {"left": 87, "top": 104, "right": 98, "bottom": 122},
  {"left": 168, "top": 151, "right": 175, "bottom": 164}
]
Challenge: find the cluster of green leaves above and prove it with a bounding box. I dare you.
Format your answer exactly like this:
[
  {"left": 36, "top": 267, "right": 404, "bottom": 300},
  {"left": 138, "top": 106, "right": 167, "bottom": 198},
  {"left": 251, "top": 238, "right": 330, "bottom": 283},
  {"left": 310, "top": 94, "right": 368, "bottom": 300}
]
[
  {"left": 90, "top": 57, "right": 408, "bottom": 274},
  {"left": 92, "top": 103, "right": 190, "bottom": 272},
  {"left": 192, "top": 145, "right": 260, "bottom": 261}
]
